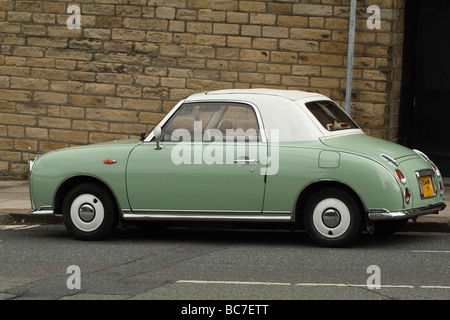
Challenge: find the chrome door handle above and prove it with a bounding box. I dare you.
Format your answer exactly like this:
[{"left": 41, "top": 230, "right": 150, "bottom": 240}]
[{"left": 233, "top": 159, "right": 259, "bottom": 164}]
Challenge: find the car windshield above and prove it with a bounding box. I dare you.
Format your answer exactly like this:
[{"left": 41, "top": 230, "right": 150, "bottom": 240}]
[{"left": 305, "top": 100, "right": 359, "bottom": 131}]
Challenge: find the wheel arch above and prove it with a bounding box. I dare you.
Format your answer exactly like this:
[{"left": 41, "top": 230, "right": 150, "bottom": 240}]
[
  {"left": 53, "top": 175, "right": 121, "bottom": 215},
  {"left": 294, "top": 180, "right": 368, "bottom": 227}
]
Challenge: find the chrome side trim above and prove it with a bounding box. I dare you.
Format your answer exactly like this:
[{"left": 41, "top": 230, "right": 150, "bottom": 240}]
[
  {"left": 381, "top": 153, "right": 398, "bottom": 166},
  {"left": 264, "top": 210, "right": 291, "bottom": 214},
  {"left": 123, "top": 212, "right": 291, "bottom": 222},
  {"left": 125, "top": 208, "right": 290, "bottom": 214},
  {"left": 413, "top": 149, "right": 430, "bottom": 161},
  {"left": 368, "top": 202, "right": 446, "bottom": 221},
  {"left": 131, "top": 209, "right": 260, "bottom": 214}
]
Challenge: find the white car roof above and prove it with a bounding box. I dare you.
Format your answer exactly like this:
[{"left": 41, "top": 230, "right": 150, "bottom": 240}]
[
  {"left": 186, "top": 89, "right": 362, "bottom": 141},
  {"left": 190, "top": 88, "right": 328, "bottom": 102},
  {"left": 149, "top": 89, "right": 363, "bottom": 142}
]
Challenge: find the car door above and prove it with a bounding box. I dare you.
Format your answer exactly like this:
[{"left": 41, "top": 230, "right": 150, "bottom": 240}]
[{"left": 126, "top": 101, "right": 267, "bottom": 217}]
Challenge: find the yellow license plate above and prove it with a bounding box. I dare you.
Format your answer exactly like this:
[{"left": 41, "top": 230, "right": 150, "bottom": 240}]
[{"left": 420, "top": 176, "right": 435, "bottom": 198}]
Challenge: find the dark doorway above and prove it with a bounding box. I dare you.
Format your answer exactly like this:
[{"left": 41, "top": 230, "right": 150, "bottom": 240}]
[{"left": 399, "top": 0, "right": 450, "bottom": 176}]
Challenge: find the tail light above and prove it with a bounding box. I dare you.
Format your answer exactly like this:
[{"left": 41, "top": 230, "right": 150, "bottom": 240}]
[
  {"left": 395, "top": 169, "right": 406, "bottom": 184},
  {"left": 405, "top": 188, "right": 411, "bottom": 204},
  {"left": 439, "top": 182, "right": 444, "bottom": 197}
]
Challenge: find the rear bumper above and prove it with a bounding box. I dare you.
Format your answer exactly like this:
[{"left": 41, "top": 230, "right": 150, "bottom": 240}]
[{"left": 368, "top": 202, "right": 446, "bottom": 221}]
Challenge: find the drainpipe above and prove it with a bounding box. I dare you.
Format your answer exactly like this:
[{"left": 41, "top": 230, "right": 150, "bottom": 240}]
[{"left": 345, "top": 0, "right": 357, "bottom": 115}]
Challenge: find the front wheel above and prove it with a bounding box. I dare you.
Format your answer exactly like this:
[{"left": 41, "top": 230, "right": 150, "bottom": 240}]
[
  {"left": 303, "top": 188, "right": 362, "bottom": 247},
  {"left": 62, "top": 183, "right": 118, "bottom": 240}
]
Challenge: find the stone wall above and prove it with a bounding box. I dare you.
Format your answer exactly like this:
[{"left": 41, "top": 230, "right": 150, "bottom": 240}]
[{"left": 0, "top": 0, "right": 405, "bottom": 179}]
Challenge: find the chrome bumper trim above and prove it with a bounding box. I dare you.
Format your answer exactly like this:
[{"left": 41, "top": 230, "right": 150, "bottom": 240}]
[
  {"left": 368, "top": 202, "right": 446, "bottom": 221},
  {"left": 30, "top": 207, "right": 55, "bottom": 216}
]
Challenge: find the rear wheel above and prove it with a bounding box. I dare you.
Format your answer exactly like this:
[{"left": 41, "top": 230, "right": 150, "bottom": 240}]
[
  {"left": 62, "top": 183, "right": 118, "bottom": 240},
  {"left": 303, "top": 188, "right": 362, "bottom": 247}
]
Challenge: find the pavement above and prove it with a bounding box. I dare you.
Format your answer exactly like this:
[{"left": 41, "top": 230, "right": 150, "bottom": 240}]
[{"left": 0, "top": 179, "right": 449, "bottom": 232}]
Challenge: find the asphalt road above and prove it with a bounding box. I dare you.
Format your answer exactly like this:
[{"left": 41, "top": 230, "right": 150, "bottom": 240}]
[{"left": 0, "top": 223, "right": 449, "bottom": 304}]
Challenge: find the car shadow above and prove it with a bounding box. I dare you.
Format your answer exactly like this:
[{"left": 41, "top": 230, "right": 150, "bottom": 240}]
[
  {"left": 109, "top": 222, "right": 432, "bottom": 249},
  {"left": 25, "top": 222, "right": 438, "bottom": 249},
  {"left": 114, "top": 223, "right": 311, "bottom": 247}
]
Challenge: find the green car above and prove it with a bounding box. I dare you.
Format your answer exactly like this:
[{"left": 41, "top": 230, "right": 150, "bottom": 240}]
[{"left": 28, "top": 89, "right": 446, "bottom": 247}]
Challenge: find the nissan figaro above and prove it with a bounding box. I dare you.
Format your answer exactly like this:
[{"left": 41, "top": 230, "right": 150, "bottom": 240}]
[{"left": 28, "top": 89, "right": 446, "bottom": 247}]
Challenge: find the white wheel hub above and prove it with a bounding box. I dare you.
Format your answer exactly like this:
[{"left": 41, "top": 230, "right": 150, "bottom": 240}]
[
  {"left": 312, "top": 198, "right": 351, "bottom": 238},
  {"left": 70, "top": 193, "right": 105, "bottom": 232}
]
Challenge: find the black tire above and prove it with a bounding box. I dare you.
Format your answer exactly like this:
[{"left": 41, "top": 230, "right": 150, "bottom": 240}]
[
  {"left": 62, "top": 183, "right": 118, "bottom": 240},
  {"left": 303, "top": 188, "right": 362, "bottom": 247}
]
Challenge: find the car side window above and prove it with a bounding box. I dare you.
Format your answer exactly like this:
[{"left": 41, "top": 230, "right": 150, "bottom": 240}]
[
  {"left": 161, "top": 102, "right": 260, "bottom": 142},
  {"left": 305, "top": 100, "right": 359, "bottom": 131}
]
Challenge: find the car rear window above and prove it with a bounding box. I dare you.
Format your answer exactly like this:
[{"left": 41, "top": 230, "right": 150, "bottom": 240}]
[{"left": 305, "top": 100, "right": 359, "bottom": 131}]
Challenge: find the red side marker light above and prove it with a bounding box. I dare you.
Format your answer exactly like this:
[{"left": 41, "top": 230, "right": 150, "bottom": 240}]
[
  {"left": 395, "top": 169, "right": 406, "bottom": 184},
  {"left": 405, "top": 188, "right": 411, "bottom": 204},
  {"left": 103, "top": 159, "right": 117, "bottom": 164}
]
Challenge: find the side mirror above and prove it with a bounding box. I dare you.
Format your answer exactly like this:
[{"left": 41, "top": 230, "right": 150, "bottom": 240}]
[{"left": 154, "top": 125, "right": 162, "bottom": 150}]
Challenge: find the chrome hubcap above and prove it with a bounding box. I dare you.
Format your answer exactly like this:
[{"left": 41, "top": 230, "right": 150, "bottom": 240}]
[
  {"left": 78, "top": 204, "right": 96, "bottom": 222},
  {"left": 322, "top": 208, "right": 341, "bottom": 228}
]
